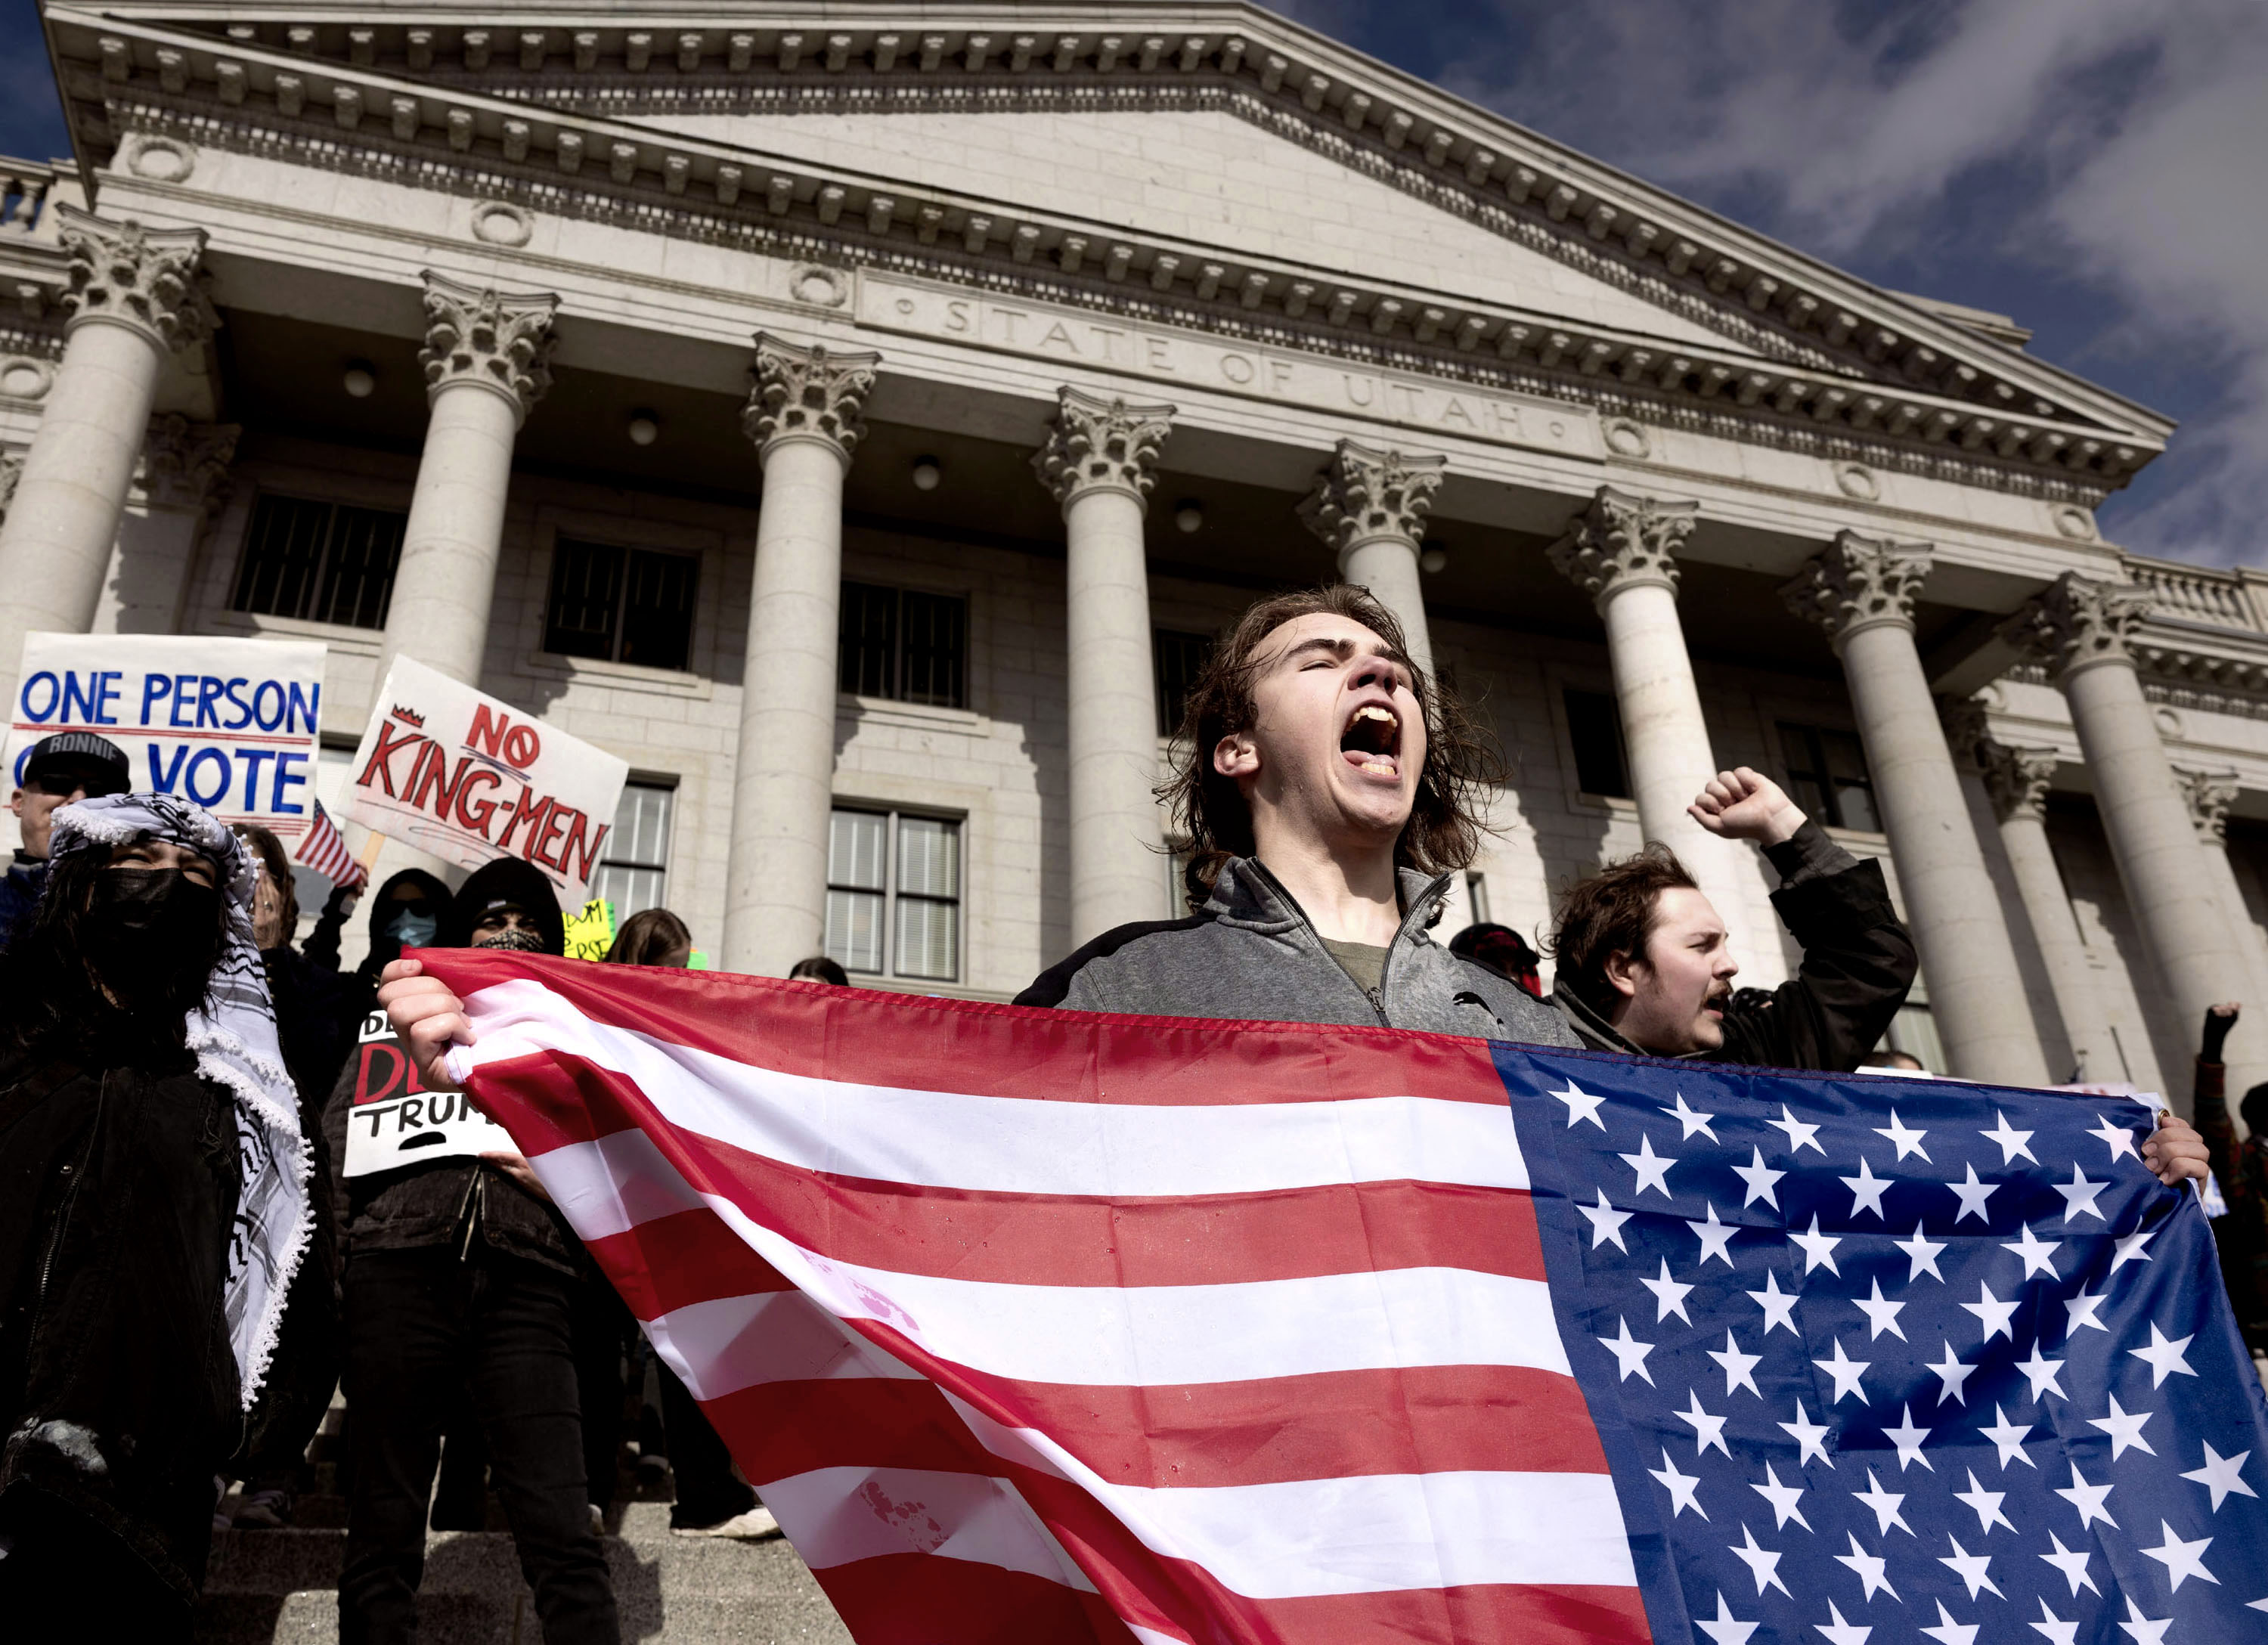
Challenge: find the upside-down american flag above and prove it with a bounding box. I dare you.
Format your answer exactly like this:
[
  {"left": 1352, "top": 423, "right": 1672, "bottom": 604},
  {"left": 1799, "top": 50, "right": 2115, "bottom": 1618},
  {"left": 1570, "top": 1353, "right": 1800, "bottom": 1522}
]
[{"left": 419, "top": 950, "right": 2268, "bottom": 1644}]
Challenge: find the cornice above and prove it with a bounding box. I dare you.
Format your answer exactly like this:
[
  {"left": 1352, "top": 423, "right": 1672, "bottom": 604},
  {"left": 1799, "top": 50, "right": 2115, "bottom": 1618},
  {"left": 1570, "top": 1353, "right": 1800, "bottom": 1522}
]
[{"left": 49, "top": 10, "right": 2155, "bottom": 502}]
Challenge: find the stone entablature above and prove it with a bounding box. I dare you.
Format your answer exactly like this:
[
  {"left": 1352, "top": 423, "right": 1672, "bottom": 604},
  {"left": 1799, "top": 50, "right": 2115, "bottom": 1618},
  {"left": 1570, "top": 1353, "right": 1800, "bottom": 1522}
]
[{"left": 48, "top": 5, "right": 2160, "bottom": 506}]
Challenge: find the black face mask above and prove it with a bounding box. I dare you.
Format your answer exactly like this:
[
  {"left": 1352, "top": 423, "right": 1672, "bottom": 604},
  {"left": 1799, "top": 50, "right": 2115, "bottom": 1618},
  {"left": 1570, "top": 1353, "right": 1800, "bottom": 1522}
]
[
  {"left": 472, "top": 925, "right": 547, "bottom": 953},
  {"left": 84, "top": 868, "right": 223, "bottom": 1018}
]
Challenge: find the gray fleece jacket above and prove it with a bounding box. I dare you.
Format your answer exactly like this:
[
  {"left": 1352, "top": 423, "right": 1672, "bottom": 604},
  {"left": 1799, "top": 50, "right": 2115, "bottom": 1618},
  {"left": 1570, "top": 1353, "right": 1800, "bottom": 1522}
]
[{"left": 1014, "top": 856, "right": 1579, "bottom": 1047}]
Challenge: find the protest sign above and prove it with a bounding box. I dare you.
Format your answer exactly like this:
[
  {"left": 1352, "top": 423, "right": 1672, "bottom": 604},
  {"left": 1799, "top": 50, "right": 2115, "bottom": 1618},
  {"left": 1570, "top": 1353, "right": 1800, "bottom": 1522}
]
[
  {"left": 344, "top": 655, "right": 629, "bottom": 905},
  {"left": 8, "top": 633, "right": 326, "bottom": 839},
  {"left": 562, "top": 897, "right": 615, "bottom": 961},
  {"left": 340, "top": 1008, "right": 513, "bottom": 1177}
]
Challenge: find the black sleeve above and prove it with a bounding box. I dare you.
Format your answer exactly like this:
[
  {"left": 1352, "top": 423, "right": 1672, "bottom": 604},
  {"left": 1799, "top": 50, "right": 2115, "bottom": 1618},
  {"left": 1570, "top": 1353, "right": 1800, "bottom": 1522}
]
[{"left": 1716, "top": 823, "right": 1918, "bottom": 1073}]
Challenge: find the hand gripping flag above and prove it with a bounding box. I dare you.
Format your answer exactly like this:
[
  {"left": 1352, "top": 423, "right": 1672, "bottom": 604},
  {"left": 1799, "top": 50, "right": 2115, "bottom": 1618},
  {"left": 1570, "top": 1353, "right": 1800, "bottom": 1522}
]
[{"left": 420, "top": 951, "right": 2268, "bottom": 1645}]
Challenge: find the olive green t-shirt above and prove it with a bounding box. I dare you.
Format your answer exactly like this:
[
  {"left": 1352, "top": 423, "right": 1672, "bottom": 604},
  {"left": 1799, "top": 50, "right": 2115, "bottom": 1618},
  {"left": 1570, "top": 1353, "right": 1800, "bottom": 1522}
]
[{"left": 1319, "top": 937, "right": 1390, "bottom": 996}]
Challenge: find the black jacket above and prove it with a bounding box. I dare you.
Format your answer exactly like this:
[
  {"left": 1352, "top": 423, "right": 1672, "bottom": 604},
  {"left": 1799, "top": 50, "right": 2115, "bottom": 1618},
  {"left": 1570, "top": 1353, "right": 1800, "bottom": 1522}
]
[
  {"left": 0, "top": 853, "right": 45, "bottom": 953},
  {"left": 1554, "top": 822, "right": 1918, "bottom": 1073}
]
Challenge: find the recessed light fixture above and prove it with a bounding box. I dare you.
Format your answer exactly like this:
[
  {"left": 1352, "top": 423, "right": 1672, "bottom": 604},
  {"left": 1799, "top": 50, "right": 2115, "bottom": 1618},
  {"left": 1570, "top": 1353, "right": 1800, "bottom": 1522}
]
[
  {"left": 1174, "top": 500, "right": 1204, "bottom": 534},
  {"left": 1419, "top": 544, "right": 1448, "bottom": 574},
  {"left": 912, "top": 457, "right": 942, "bottom": 491},
  {"left": 627, "top": 411, "right": 661, "bottom": 446},
  {"left": 342, "top": 362, "right": 376, "bottom": 398}
]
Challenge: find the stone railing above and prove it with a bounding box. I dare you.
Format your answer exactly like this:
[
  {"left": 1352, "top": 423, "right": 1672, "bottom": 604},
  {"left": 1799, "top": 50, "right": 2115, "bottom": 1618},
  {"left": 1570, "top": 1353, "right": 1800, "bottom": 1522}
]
[
  {"left": 0, "top": 159, "right": 58, "bottom": 236},
  {"left": 2124, "top": 553, "right": 2266, "bottom": 635}
]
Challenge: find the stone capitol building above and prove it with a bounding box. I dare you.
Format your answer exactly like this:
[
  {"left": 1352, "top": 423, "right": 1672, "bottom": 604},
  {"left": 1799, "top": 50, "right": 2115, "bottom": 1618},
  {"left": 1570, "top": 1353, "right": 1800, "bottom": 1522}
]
[{"left": 6, "top": 0, "right": 2268, "bottom": 1107}]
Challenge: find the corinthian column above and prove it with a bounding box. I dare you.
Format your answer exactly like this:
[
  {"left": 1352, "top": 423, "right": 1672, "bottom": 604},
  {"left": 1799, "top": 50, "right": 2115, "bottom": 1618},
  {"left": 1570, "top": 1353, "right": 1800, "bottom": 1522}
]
[
  {"left": 0, "top": 207, "right": 212, "bottom": 709},
  {"left": 1549, "top": 485, "right": 1756, "bottom": 962},
  {"left": 1297, "top": 439, "right": 1445, "bottom": 679},
  {"left": 2176, "top": 768, "right": 2268, "bottom": 1100},
  {"left": 1034, "top": 388, "right": 1175, "bottom": 946},
  {"left": 2000, "top": 575, "right": 2250, "bottom": 1114},
  {"left": 1782, "top": 534, "right": 2046, "bottom": 1084},
  {"left": 98, "top": 415, "right": 240, "bottom": 634},
  {"left": 374, "top": 272, "right": 559, "bottom": 689},
  {"left": 720, "top": 335, "right": 881, "bottom": 977}
]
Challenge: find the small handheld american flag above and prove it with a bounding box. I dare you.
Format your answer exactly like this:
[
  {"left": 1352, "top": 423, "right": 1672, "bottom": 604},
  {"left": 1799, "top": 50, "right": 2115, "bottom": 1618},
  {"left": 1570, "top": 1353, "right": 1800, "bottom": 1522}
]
[{"left": 293, "top": 798, "right": 367, "bottom": 891}]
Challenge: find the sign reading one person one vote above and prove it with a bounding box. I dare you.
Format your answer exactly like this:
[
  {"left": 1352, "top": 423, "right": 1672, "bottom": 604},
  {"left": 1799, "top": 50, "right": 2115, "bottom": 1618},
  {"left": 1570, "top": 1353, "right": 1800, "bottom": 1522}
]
[
  {"left": 345, "top": 655, "right": 629, "bottom": 906},
  {"left": 7, "top": 633, "right": 326, "bottom": 838}
]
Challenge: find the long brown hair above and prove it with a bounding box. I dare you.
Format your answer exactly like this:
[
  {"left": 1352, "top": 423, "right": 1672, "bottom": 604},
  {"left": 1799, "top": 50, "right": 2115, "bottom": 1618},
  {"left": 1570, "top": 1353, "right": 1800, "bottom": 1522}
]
[
  {"left": 1158, "top": 584, "right": 1502, "bottom": 910},
  {"left": 605, "top": 906, "right": 692, "bottom": 965}
]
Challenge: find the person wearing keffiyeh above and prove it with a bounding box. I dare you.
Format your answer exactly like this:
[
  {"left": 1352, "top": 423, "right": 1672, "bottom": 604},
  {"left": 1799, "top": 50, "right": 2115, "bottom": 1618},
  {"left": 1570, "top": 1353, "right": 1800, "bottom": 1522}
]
[{"left": 0, "top": 793, "right": 327, "bottom": 1639}]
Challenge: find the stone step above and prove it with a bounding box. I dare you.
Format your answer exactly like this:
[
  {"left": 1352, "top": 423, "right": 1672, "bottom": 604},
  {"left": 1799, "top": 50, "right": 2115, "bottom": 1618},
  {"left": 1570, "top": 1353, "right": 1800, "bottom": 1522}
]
[{"left": 196, "top": 1504, "right": 852, "bottom": 1643}]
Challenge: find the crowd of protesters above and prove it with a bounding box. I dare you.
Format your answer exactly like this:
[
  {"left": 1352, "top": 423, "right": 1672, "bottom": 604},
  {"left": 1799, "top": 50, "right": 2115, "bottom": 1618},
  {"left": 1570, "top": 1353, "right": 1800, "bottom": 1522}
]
[{"left": 0, "top": 581, "right": 2229, "bottom": 1640}]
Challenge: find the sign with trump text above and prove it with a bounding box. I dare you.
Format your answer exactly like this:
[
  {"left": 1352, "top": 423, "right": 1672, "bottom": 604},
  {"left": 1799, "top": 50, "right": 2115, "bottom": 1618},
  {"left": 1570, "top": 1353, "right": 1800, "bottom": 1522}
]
[
  {"left": 8, "top": 633, "right": 326, "bottom": 840},
  {"left": 345, "top": 655, "right": 629, "bottom": 905}
]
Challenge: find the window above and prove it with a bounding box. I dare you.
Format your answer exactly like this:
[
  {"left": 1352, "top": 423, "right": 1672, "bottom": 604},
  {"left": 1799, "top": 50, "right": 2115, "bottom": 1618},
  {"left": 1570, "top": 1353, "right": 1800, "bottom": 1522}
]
[
  {"left": 232, "top": 494, "right": 404, "bottom": 629},
  {"left": 1563, "top": 688, "right": 1631, "bottom": 799},
  {"left": 544, "top": 538, "right": 699, "bottom": 670},
  {"left": 838, "top": 582, "right": 967, "bottom": 708},
  {"left": 1154, "top": 629, "right": 1216, "bottom": 735},
  {"left": 1779, "top": 721, "right": 1880, "bottom": 832},
  {"left": 593, "top": 782, "right": 675, "bottom": 919},
  {"left": 826, "top": 807, "right": 961, "bottom": 980}
]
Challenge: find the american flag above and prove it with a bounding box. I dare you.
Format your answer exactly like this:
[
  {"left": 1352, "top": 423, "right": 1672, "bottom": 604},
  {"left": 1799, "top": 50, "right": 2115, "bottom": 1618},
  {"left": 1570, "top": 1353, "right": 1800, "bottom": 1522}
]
[
  {"left": 420, "top": 951, "right": 2268, "bottom": 1643},
  {"left": 293, "top": 798, "right": 366, "bottom": 891}
]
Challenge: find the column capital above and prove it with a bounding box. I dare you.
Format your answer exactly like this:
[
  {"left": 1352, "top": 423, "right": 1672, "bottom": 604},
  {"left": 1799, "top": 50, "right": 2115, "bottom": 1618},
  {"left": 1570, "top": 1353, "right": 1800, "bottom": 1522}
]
[
  {"left": 1295, "top": 438, "right": 1445, "bottom": 571},
  {"left": 1782, "top": 531, "right": 1932, "bottom": 646},
  {"left": 2176, "top": 767, "right": 2239, "bottom": 844},
  {"left": 419, "top": 271, "right": 559, "bottom": 424},
  {"left": 742, "top": 332, "right": 881, "bottom": 463},
  {"left": 56, "top": 204, "right": 215, "bottom": 352},
  {"left": 1997, "top": 572, "right": 2151, "bottom": 681},
  {"left": 1033, "top": 386, "right": 1174, "bottom": 510},
  {"left": 1548, "top": 484, "right": 1697, "bottom": 606},
  {"left": 1975, "top": 741, "right": 2058, "bottom": 824},
  {"left": 0, "top": 449, "right": 20, "bottom": 528},
  {"left": 139, "top": 415, "right": 240, "bottom": 516}
]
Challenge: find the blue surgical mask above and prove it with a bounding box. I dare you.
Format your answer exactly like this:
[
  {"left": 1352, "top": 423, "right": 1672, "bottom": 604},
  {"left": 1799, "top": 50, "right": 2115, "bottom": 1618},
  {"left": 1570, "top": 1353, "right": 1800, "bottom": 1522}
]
[{"left": 384, "top": 908, "right": 438, "bottom": 949}]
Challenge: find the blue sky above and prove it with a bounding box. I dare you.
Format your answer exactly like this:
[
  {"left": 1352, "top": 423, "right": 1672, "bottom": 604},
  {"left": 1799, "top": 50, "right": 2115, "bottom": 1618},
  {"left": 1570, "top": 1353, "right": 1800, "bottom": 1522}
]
[{"left": 7, "top": 0, "right": 2263, "bottom": 567}]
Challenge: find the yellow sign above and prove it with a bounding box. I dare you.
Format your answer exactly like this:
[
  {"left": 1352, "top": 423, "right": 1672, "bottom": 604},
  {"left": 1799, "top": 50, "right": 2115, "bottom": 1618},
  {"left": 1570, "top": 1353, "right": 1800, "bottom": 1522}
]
[{"left": 563, "top": 897, "right": 615, "bottom": 962}]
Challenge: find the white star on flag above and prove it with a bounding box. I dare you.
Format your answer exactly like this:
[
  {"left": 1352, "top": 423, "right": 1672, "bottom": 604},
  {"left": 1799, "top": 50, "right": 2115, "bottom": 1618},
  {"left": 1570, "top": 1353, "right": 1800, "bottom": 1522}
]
[
  {"left": 1873, "top": 1108, "right": 1931, "bottom": 1162},
  {"left": 1954, "top": 1469, "right": 2015, "bottom": 1535},
  {"left": 1895, "top": 1220, "right": 1947, "bottom": 1283},
  {"left": 2138, "top": 1520, "right": 2217, "bottom": 1591},
  {"left": 1749, "top": 1460, "right": 1810, "bottom": 1530},
  {"left": 2029, "top": 1597, "right": 2081, "bottom": 1645},
  {"left": 1618, "top": 1132, "right": 1677, "bottom": 1197},
  {"left": 2015, "top": 1343, "right": 2068, "bottom": 1402},
  {"left": 1851, "top": 1470, "right": 1912, "bottom": 1536},
  {"left": 2062, "top": 1285, "right": 2111, "bottom": 1338},
  {"left": 2051, "top": 1161, "right": 2108, "bottom": 1223},
  {"left": 1709, "top": 1331, "right": 1765, "bottom": 1398},
  {"left": 1921, "top": 1600, "right": 1979, "bottom": 1645},
  {"left": 1650, "top": 1447, "right": 1707, "bottom": 1518},
  {"left": 1938, "top": 1535, "right": 2003, "bottom": 1600},
  {"left": 1838, "top": 1155, "right": 1892, "bottom": 1220},
  {"left": 2127, "top": 1324, "right": 2195, "bottom": 1386},
  {"left": 2038, "top": 1532, "right": 2099, "bottom": 1596},
  {"left": 1638, "top": 1257, "right": 1695, "bottom": 1324},
  {"left": 1578, "top": 1188, "right": 1633, "bottom": 1251},
  {"left": 1814, "top": 1600, "right": 1872, "bottom": 1645},
  {"left": 1746, "top": 1268, "right": 1801, "bottom": 1336},
  {"left": 1947, "top": 1163, "right": 1999, "bottom": 1224},
  {"left": 1960, "top": 1281, "right": 2019, "bottom": 1343},
  {"left": 1676, "top": 1389, "right": 1731, "bottom": 1457},
  {"left": 1851, "top": 1278, "right": 1907, "bottom": 1340},
  {"left": 2000, "top": 1222, "right": 2063, "bottom": 1280},
  {"left": 1981, "top": 1110, "right": 2037, "bottom": 1164},
  {"left": 1660, "top": 1092, "right": 1719, "bottom": 1142},
  {"left": 2056, "top": 1464, "right": 2118, "bottom": 1531},
  {"left": 2110, "top": 1224, "right": 2158, "bottom": 1272},
  {"left": 1814, "top": 1337, "right": 1871, "bottom": 1404},
  {"left": 2180, "top": 1442, "right": 2256, "bottom": 1510},
  {"left": 2086, "top": 1112, "right": 2140, "bottom": 1162},
  {"left": 1882, "top": 1405, "right": 1934, "bottom": 1472},
  {"left": 1926, "top": 1340, "right": 1977, "bottom": 1405},
  {"left": 1596, "top": 1316, "right": 1656, "bottom": 1384},
  {"left": 1780, "top": 1400, "right": 1834, "bottom": 1468},
  {"left": 2114, "top": 1597, "right": 2172, "bottom": 1645},
  {"left": 1980, "top": 1405, "right": 2037, "bottom": 1469},
  {"left": 1550, "top": 1078, "right": 1606, "bottom": 1129},
  {"left": 1768, "top": 1103, "right": 1825, "bottom": 1156},
  {"left": 1693, "top": 1591, "right": 1757, "bottom": 1645},
  {"left": 1687, "top": 1202, "right": 1740, "bottom": 1267},
  {"left": 1834, "top": 1530, "right": 1899, "bottom": 1600},
  {"left": 1729, "top": 1524, "right": 1790, "bottom": 1596},
  {"left": 1733, "top": 1146, "right": 1786, "bottom": 1210},
  {"left": 1790, "top": 1214, "right": 1843, "bottom": 1276},
  {"left": 2088, "top": 1393, "right": 2155, "bottom": 1459}
]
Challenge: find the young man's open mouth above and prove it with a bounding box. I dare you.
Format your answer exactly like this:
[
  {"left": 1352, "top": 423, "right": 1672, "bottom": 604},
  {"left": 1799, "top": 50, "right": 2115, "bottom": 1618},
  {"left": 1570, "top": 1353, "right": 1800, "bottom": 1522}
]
[{"left": 1341, "top": 702, "right": 1401, "bottom": 779}]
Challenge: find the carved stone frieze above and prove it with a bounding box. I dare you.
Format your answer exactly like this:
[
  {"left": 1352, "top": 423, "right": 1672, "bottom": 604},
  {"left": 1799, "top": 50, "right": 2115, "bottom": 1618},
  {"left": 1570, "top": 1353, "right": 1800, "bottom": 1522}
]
[
  {"left": 740, "top": 332, "right": 881, "bottom": 460},
  {"left": 419, "top": 271, "right": 559, "bottom": 420},
  {"left": 139, "top": 414, "right": 240, "bottom": 513},
  {"left": 1032, "top": 387, "right": 1174, "bottom": 509},
  {"left": 55, "top": 204, "right": 215, "bottom": 352},
  {"left": 1780, "top": 531, "right": 1933, "bottom": 644},
  {"left": 1997, "top": 572, "right": 2152, "bottom": 682},
  {"left": 1548, "top": 485, "right": 1697, "bottom": 606},
  {"left": 2175, "top": 767, "right": 2239, "bottom": 844},
  {"left": 1296, "top": 439, "right": 1445, "bottom": 565}
]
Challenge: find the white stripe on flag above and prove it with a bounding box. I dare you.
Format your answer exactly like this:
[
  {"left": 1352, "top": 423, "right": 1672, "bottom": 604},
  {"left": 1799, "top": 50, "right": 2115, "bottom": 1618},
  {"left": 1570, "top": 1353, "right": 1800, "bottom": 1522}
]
[
  {"left": 644, "top": 1289, "right": 926, "bottom": 1399},
  {"left": 758, "top": 1464, "right": 1100, "bottom": 1591},
  {"left": 457, "top": 978, "right": 1529, "bottom": 1196}
]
